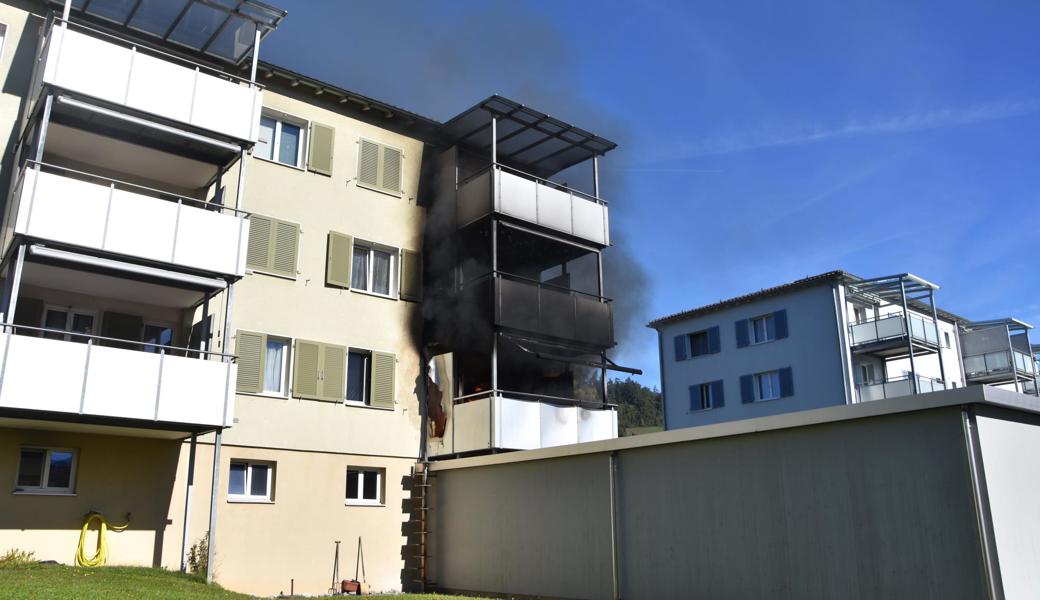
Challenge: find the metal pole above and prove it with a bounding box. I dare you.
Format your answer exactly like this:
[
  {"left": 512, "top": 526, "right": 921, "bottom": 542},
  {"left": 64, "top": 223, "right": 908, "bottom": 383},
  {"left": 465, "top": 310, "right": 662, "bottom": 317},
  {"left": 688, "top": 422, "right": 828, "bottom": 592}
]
[
  {"left": 1006, "top": 326, "right": 1021, "bottom": 394},
  {"left": 899, "top": 279, "right": 918, "bottom": 394},
  {"left": 608, "top": 451, "right": 621, "bottom": 600},
  {"left": 249, "top": 29, "right": 261, "bottom": 84},
  {"left": 592, "top": 155, "right": 600, "bottom": 198},
  {"left": 5, "top": 244, "right": 26, "bottom": 326},
  {"left": 205, "top": 430, "right": 222, "bottom": 584},
  {"left": 200, "top": 299, "right": 209, "bottom": 359},
  {"left": 61, "top": 0, "right": 72, "bottom": 24},
  {"left": 490, "top": 117, "right": 497, "bottom": 165},
  {"left": 929, "top": 289, "right": 947, "bottom": 389},
  {"left": 179, "top": 434, "right": 197, "bottom": 572},
  {"left": 35, "top": 94, "right": 54, "bottom": 164}
]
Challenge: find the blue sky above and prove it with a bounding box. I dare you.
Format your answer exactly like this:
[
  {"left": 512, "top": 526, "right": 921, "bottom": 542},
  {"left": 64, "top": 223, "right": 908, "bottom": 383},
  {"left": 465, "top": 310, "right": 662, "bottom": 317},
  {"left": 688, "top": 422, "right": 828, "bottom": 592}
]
[{"left": 263, "top": 1, "right": 1040, "bottom": 388}]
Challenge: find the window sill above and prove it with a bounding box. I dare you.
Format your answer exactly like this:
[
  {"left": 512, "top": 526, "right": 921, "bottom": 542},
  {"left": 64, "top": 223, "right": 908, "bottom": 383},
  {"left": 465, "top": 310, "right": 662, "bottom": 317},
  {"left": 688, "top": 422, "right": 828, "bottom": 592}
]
[
  {"left": 749, "top": 339, "right": 777, "bottom": 346},
  {"left": 344, "top": 401, "right": 394, "bottom": 411},
  {"left": 239, "top": 391, "right": 290, "bottom": 400},
  {"left": 247, "top": 268, "right": 297, "bottom": 281},
  {"left": 345, "top": 501, "right": 384, "bottom": 507},
  {"left": 252, "top": 154, "right": 306, "bottom": 172},
  {"left": 350, "top": 288, "right": 399, "bottom": 302},
  {"left": 227, "top": 497, "right": 274, "bottom": 504},
  {"left": 356, "top": 181, "right": 403, "bottom": 198},
  {"left": 12, "top": 490, "right": 76, "bottom": 497}
]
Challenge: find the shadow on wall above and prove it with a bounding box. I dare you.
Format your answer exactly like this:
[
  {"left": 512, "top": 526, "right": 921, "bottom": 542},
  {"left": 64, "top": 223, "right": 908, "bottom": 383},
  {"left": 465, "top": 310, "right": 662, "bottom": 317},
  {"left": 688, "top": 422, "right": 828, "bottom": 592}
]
[
  {"left": 399, "top": 469, "right": 423, "bottom": 592},
  {"left": 0, "top": 427, "right": 181, "bottom": 568},
  {"left": 0, "top": 5, "right": 43, "bottom": 210}
]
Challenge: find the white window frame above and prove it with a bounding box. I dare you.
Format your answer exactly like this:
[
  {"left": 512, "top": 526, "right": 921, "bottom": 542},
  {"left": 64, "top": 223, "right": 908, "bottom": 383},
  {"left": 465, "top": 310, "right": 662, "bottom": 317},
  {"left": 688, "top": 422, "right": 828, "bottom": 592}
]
[
  {"left": 858, "top": 363, "right": 876, "bottom": 384},
  {"left": 41, "top": 305, "right": 97, "bottom": 342},
  {"left": 345, "top": 348, "right": 372, "bottom": 406},
  {"left": 262, "top": 336, "right": 292, "bottom": 397},
  {"left": 751, "top": 314, "right": 775, "bottom": 345},
  {"left": 345, "top": 467, "right": 384, "bottom": 506},
  {"left": 350, "top": 241, "right": 399, "bottom": 299},
  {"left": 695, "top": 383, "right": 713, "bottom": 411},
  {"left": 255, "top": 110, "right": 308, "bottom": 169},
  {"left": 0, "top": 24, "right": 8, "bottom": 64},
  {"left": 14, "top": 447, "right": 77, "bottom": 495},
  {"left": 227, "top": 460, "right": 274, "bottom": 503},
  {"left": 754, "top": 370, "right": 781, "bottom": 401}
]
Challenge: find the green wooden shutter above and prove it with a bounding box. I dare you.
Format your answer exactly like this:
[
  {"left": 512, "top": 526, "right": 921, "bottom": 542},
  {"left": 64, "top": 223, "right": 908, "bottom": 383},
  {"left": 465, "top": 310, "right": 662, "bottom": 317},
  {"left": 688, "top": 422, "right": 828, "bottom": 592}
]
[
  {"left": 358, "top": 139, "right": 380, "bottom": 188},
  {"left": 101, "top": 311, "right": 143, "bottom": 350},
  {"left": 381, "top": 145, "right": 402, "bottom": 194},
  {"left": 320, "top": 343, "right": 347, "bottom": 402},
  {"left": 235, "top": 330, "right": 265, "bottom": 393},
  {"left": 271, "top": 220, "right": 299, "bottom": 278},
  {"left": 399, "top": 249, "right": 421, "bottom": 301},
  {"left": 246, "top": 214, "right": 272, "bottom": 271},
  {"left": 12, "top": 297, "right": 43, "bottom": 331},
  {"left": 293, "top": 339, "right": 321, "bottom": 400},
  {"left": 326, "top": 232, "right": 354, "bottom": 288},
  {"left": 370, "top": 351, "right": 395, "bottom": 409},
  {"left": 307, "top": 123, "right": 335, "bottom": 176}
]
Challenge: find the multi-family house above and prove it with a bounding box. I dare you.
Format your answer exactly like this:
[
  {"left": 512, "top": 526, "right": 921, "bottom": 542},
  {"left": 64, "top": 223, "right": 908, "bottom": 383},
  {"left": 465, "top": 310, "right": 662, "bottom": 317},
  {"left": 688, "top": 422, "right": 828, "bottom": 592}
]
[
  {"left": 650, "top": 271, "right": 1038, "bottom": 430},
  {"left": 0, "top": 0, "right": 627, "bottom": 595}
]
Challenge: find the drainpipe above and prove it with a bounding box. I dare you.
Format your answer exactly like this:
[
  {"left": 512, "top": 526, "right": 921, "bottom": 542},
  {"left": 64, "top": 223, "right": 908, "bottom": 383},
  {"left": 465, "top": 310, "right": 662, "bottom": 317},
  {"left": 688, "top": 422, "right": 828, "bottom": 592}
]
[{"left": 608, "top": 451, "right": 621, "bottom": 600}]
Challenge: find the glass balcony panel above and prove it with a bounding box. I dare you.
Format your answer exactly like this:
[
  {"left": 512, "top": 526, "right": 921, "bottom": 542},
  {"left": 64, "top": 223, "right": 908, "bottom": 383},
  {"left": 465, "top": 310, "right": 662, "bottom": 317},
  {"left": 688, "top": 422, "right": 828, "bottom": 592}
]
[
  {"left": 883, "top": 379, "right": 913, "bottom": 399},
  {"left": 988, "top": 352, "right": 1011, "bottom": 372},
  {"left": 964, "top": 355, "right": 986, "bottom": 376},
  {"left": 850, "top": 321, "right": 877, "bottom": 345},
  {"left": 875, "top": 315, "right": 906, "bottom": 340}
]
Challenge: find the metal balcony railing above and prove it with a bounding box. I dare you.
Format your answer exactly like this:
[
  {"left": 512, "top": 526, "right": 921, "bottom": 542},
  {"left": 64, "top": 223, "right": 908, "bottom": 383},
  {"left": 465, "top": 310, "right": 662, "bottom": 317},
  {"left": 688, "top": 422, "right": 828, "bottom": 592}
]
[
  {"left": 964, "top": 350, "right": 1036, "bottom": 380},
  {"left": 849, "top": 313, "right": 939, "bottom": 348},
  {"left": 856, "top": 374, "right": 945, "bottom": 402}
]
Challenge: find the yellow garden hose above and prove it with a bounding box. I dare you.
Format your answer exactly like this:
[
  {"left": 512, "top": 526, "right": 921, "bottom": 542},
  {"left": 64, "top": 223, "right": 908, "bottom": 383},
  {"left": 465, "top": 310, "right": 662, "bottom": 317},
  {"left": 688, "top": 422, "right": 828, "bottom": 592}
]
[{"left": 75, "top": 512, "right": 129, "bottom": 567}]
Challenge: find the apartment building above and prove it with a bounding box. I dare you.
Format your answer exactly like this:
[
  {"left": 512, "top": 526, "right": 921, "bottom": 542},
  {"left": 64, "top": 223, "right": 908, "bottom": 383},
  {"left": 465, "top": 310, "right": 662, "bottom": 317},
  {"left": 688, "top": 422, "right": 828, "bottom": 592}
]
[
  {"left": 0, "top": 1, "right": 627, "bottom": 596},
  {"left": 650, "top": 271, "right": 1038, "bottom": 430}
]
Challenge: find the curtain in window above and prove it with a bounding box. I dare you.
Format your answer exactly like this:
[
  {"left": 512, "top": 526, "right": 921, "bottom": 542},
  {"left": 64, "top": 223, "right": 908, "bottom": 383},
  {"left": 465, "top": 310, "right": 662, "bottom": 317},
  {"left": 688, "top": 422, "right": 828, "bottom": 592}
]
[
  {"left": 346, "top": 352, "right": 367, "bottom": 402},
  {"left": 256, "top": 117, "right": 275, "bottom": 161},
  {"left": 351, "top": 247, "right": 368, "bottom": 289},
  {"left": 264, "top": 340, "right": 284, "bottom": 393},
  {"left": 279, "top": 123, "right": 301, "bottom": 165},
  {"left": 372, "top": 250, "right": 391, "bottom": 295}
]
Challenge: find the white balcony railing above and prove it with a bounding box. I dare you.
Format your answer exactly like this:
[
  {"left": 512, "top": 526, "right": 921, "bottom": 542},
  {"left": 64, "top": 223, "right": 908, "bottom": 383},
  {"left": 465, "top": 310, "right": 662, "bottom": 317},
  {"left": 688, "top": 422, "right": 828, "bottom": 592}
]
[
  {"left": 42, "top": 22, "right": 262, "bottom": 142},
  {"left": 448, "top": 392, "right": 617, "bottom": 454},
  {"left": 457, "top": 165, "right": 610, "bottom": 245},
  {"left": 15, "top": 165, "right": 249, "bottom": 277},
  {"left": 0, "top": 326, "right": 235, "bottom": 429},
  {"left": 849, "top": 313, "right": 939, "bottom": 347}
]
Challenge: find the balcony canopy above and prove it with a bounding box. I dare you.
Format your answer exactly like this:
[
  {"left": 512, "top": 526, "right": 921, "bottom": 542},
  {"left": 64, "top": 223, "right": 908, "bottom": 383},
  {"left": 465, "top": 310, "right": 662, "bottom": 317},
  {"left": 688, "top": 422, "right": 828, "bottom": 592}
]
[
  {"left": 963, "top": 318, "right": 1034, "bottom": 333},
  {"left": 846, "top": 273, "right": 939, "bottom": 305},
  {"left": 50, "top": 0, "right": 286, "bottom": 65},
  {"left": 442, "top": 95, "right": 618, "bottom": 178}
]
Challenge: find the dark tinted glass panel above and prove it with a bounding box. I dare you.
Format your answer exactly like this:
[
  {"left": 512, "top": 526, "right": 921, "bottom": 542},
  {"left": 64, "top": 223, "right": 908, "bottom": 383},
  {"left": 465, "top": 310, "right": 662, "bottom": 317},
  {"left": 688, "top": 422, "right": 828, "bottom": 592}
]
[
  {"left": 129, "top": 0, "right": 191, "bottom": 36},
  {"left": 249, "top": 464, "right": 268, "bottom": 497},
  {"left": 346, "top": 470, "right": 359, "bottom": 499},
  {"left": 228, "top": 462, "right": 246, "bottom": 495},
  {"left": 346, "top": 352, "right": 369, "bottom": 403},
  {"left": 17, "top": 449, "right": 44, "bottom": 487},
  {"left": 47, "top": 451, "right": 74, "bottom": 489},
  {"left": 362, "top": 472, "right": 378, "bottom": 501}
]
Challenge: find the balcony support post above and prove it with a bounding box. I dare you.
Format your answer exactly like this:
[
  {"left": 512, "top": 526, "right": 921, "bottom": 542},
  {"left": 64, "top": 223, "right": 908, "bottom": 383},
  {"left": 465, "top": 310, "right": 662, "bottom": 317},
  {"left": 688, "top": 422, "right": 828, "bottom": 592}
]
[
  {"left": 200, "top": 298, "right": 210, "bottom": 359},
  {"left": 593, "top": 155, "right": 600, "bottom": 197},
  {"left": 205, "top": 429, "right": 222, "bottom": 584},
  {"left": 1006, "top": 326, "right": 1021, "bottom": 394},
  {"left": 249, "top": 29, "right": 261, "bottom": 84},
  {"left": 899, "top": 279, "right": 918, "bottom": 394},
  {"left": 3, "top": 243, "right": 26, "bottom": 326},
  {"left": 929, "top": 289, "right": 947, "bottom": 389},
  {"left": 179, "top": 433, "right": 197, "bottom": 572},
  {"left": 491, "top": 117, "right": 497, "bottom": 164},
  {"left": 61, "top": 0, "right": 72, "bottom": 25}
]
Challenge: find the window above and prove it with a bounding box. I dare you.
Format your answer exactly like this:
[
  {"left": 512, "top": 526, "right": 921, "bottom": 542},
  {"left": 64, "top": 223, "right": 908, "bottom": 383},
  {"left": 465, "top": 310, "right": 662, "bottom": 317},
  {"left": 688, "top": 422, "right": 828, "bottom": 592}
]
[
  {"left": 346, "top": 350, "right": 371, "bottom": 404},
  {"left": 346, "top": 468, "right": 383, "bottom": 505},
  {"left": 752, "top": 314, "right": 775, "bottom": 344},
  {"left": 944, "top": 332, "right": 951, "bottom": 349},
  {"left": 263, "top": 337, "right": 290, "bottom": 395},
  {"left": 858, "top": 363, "right": 876, "bottom": 384},
  {"left": 853, "top": 306, "right": 869, "bottom": 323},
  {"left": 255, "top": 114, "right": 305, "bottom": 168},
  {"left": 15, "top": 447, "right": 76, "bottom": 494},
  {"left": 228, "top": 461, "right": 273, "bottom": 502},
  {"left": 351, "top": 243, "right": 397, "bottom": 297},
  {"left": 689, "top": 331, "right": 710, "bottom": 356},
  {"left": 41, "top": 306, "right": 96, "bottom": 343},
  {"left": 143, "top": 324, "right": 173, "bottom": 353},
  {"left": 754, "top": 371, "right": 781, "bottom": 401},
  {"left": 696, "top": 383, "right": 713, "bottom": 410},
  {"left": 357, "top": 138, "right": 403, "bottom": 196}
]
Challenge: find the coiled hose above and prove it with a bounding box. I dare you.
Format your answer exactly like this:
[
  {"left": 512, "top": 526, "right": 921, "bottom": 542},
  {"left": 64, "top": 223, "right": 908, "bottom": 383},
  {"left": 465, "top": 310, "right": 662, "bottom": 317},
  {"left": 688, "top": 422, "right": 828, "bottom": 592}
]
[{"left": 75, "top": 512, "right": 129, "bottom": 567}]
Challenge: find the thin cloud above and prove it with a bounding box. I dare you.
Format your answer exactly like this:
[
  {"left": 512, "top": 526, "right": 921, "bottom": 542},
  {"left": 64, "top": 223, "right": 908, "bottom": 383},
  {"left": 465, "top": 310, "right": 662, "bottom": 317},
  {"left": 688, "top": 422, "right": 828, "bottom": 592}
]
[{"left": 657, "top": 98, "right": 1040, "bottom": 161}]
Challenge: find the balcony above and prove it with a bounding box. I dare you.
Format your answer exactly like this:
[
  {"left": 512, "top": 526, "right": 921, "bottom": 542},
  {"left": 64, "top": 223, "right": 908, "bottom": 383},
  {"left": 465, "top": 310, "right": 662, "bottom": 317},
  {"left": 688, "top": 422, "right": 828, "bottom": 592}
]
[
  {"left": 0, "top": 325, "right": 235, "bottom": 430},
  {"left": 848, "top": 312, "right": 939, "bottom": 356},
  {"left": 41, "top": 21, "right": 262, "bottom": 143},
  {"left": 856, "top": 375, "right": 946, "bottom": 402},
  {"left": 457, "top": 165, "right": 610, "bottom": 246},
  {"left": 14, "top": 164, "right": 249, "bottom": 277},
  {"left": 443, "top": 392, "right": 617, "bottom": 455},
  {"left": 964, "top": 350, "right": 1036, "bottom": 384}
]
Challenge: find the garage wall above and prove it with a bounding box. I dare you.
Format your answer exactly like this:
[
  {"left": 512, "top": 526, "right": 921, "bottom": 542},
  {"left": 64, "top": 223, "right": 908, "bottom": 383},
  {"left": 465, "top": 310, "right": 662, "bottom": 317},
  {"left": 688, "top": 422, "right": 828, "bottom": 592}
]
[{"left": 428, "top": 407, "right": 990, "bottom": 600}]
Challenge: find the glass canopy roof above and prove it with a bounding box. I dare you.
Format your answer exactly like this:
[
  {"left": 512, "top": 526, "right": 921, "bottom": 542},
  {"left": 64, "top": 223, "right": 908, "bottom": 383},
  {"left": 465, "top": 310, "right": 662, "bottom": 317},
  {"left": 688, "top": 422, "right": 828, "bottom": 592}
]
[{"left": 50, "top": 0, "right": 286, "bottom": 65}]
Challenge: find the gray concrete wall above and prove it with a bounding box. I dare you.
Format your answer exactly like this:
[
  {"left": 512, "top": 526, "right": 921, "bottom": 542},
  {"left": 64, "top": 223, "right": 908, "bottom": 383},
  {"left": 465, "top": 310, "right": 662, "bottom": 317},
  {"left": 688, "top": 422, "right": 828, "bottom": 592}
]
[
  {"left": 428, "top": 406, "right": 989, "bottom": 600},
  {"left": 658, "top": 283, "right": 849, "bottom": 430}
]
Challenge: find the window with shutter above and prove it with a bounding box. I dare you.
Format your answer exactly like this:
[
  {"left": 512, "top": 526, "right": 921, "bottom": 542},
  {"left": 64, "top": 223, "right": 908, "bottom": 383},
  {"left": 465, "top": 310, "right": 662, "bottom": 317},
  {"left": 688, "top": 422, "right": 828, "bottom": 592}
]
[
  {"left": 246, "top": 214, "right": 299, "bottom": 278},
  {"left": 235, "top": 330, "right": 265, "bottom": 394},
  {"left": 293, "top": 340, "right": 321, "bottom": 400},
  {"left": 399, "top": 249, "right": 421, "bottom": 301},
  {"left": 356, "top": 138, "right": 403, "bottom": 196},
  {"left": 370, "top": 351, "right": 395, "bottom": 409},
  {"left": 326, "top": 232, "right": 354, "bottom": 288},
  {"left": 307, "top": 123, "right": 335, "bottom": 176},
  {"left": 320, "top": 343, "right": 347, "bottom": 402},
  {"left": 358, "top": 139, "right": 380, "bottom": 188},
  {"left": 382, "top": 146, "right": 401, "bottom": 192}
]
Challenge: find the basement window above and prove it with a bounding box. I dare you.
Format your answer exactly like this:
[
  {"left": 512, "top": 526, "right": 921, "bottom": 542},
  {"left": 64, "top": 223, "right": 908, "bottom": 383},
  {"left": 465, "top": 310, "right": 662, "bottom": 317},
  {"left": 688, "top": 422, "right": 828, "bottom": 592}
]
[
  {"left": 228, "top": 461, "right": 274, "bottom": 502},
  {"left": 14, "top": 447, "right": 76, "bottom": 495},
  {"left": 346, "top": 468, "right": 383, "bottom": 506}
]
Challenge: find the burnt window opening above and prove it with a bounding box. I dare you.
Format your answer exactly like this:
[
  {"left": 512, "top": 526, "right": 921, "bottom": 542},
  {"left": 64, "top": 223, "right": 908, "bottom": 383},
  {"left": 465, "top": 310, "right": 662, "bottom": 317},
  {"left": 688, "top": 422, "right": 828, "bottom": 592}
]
[{"left": 496, "top": 226, "right": 600, "bottom": 296}]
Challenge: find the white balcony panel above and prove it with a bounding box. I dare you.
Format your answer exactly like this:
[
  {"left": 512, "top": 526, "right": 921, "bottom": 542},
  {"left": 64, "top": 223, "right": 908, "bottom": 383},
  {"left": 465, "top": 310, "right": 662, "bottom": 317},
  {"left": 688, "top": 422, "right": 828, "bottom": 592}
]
[
  {"left": 536, "top": 184, "right": 573, "bottom": 234},
  {"left": 578, "top": 407, "right": 617, "bottom": 443},
  {"left": 572, "top": 196, "right": 608, "bottom": 245},
  {"left": 539, "top": 402, "right": 578, "bottom": 448},
  {"left": 17, "top": 169, "right": 248, "bottom": 277},
  {"left": 494, "top": 396, "right": 540, "bottom": 450},
  {"left": 496, "top": 169, "right": 538, "bottom": 223},
  {"left": 44, "top": 27, "right": 261, "bottom": 142},
  {"left": 453, "top": 398, "right": 491, "bottom": 454},
  {"left": 0, "top": 333, "right": 233, "bottom": 428}
]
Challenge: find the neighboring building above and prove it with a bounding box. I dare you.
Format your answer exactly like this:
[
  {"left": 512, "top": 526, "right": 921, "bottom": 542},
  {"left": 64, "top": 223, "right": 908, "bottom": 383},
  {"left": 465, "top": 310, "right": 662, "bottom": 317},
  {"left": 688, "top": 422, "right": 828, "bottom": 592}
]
[
  {"left": 649, "top": 271, "right": 1038, "bottom": 430},
  {"left": 0, "top": 0, "right": 628, "bottom": 596}
]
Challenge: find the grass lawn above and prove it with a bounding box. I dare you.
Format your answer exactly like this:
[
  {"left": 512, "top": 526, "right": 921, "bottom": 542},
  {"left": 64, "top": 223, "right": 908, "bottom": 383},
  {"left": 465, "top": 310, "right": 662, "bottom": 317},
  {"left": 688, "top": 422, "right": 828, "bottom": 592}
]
[{"left": 0, "top": 563, "right": 483, "bottom": 600}]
